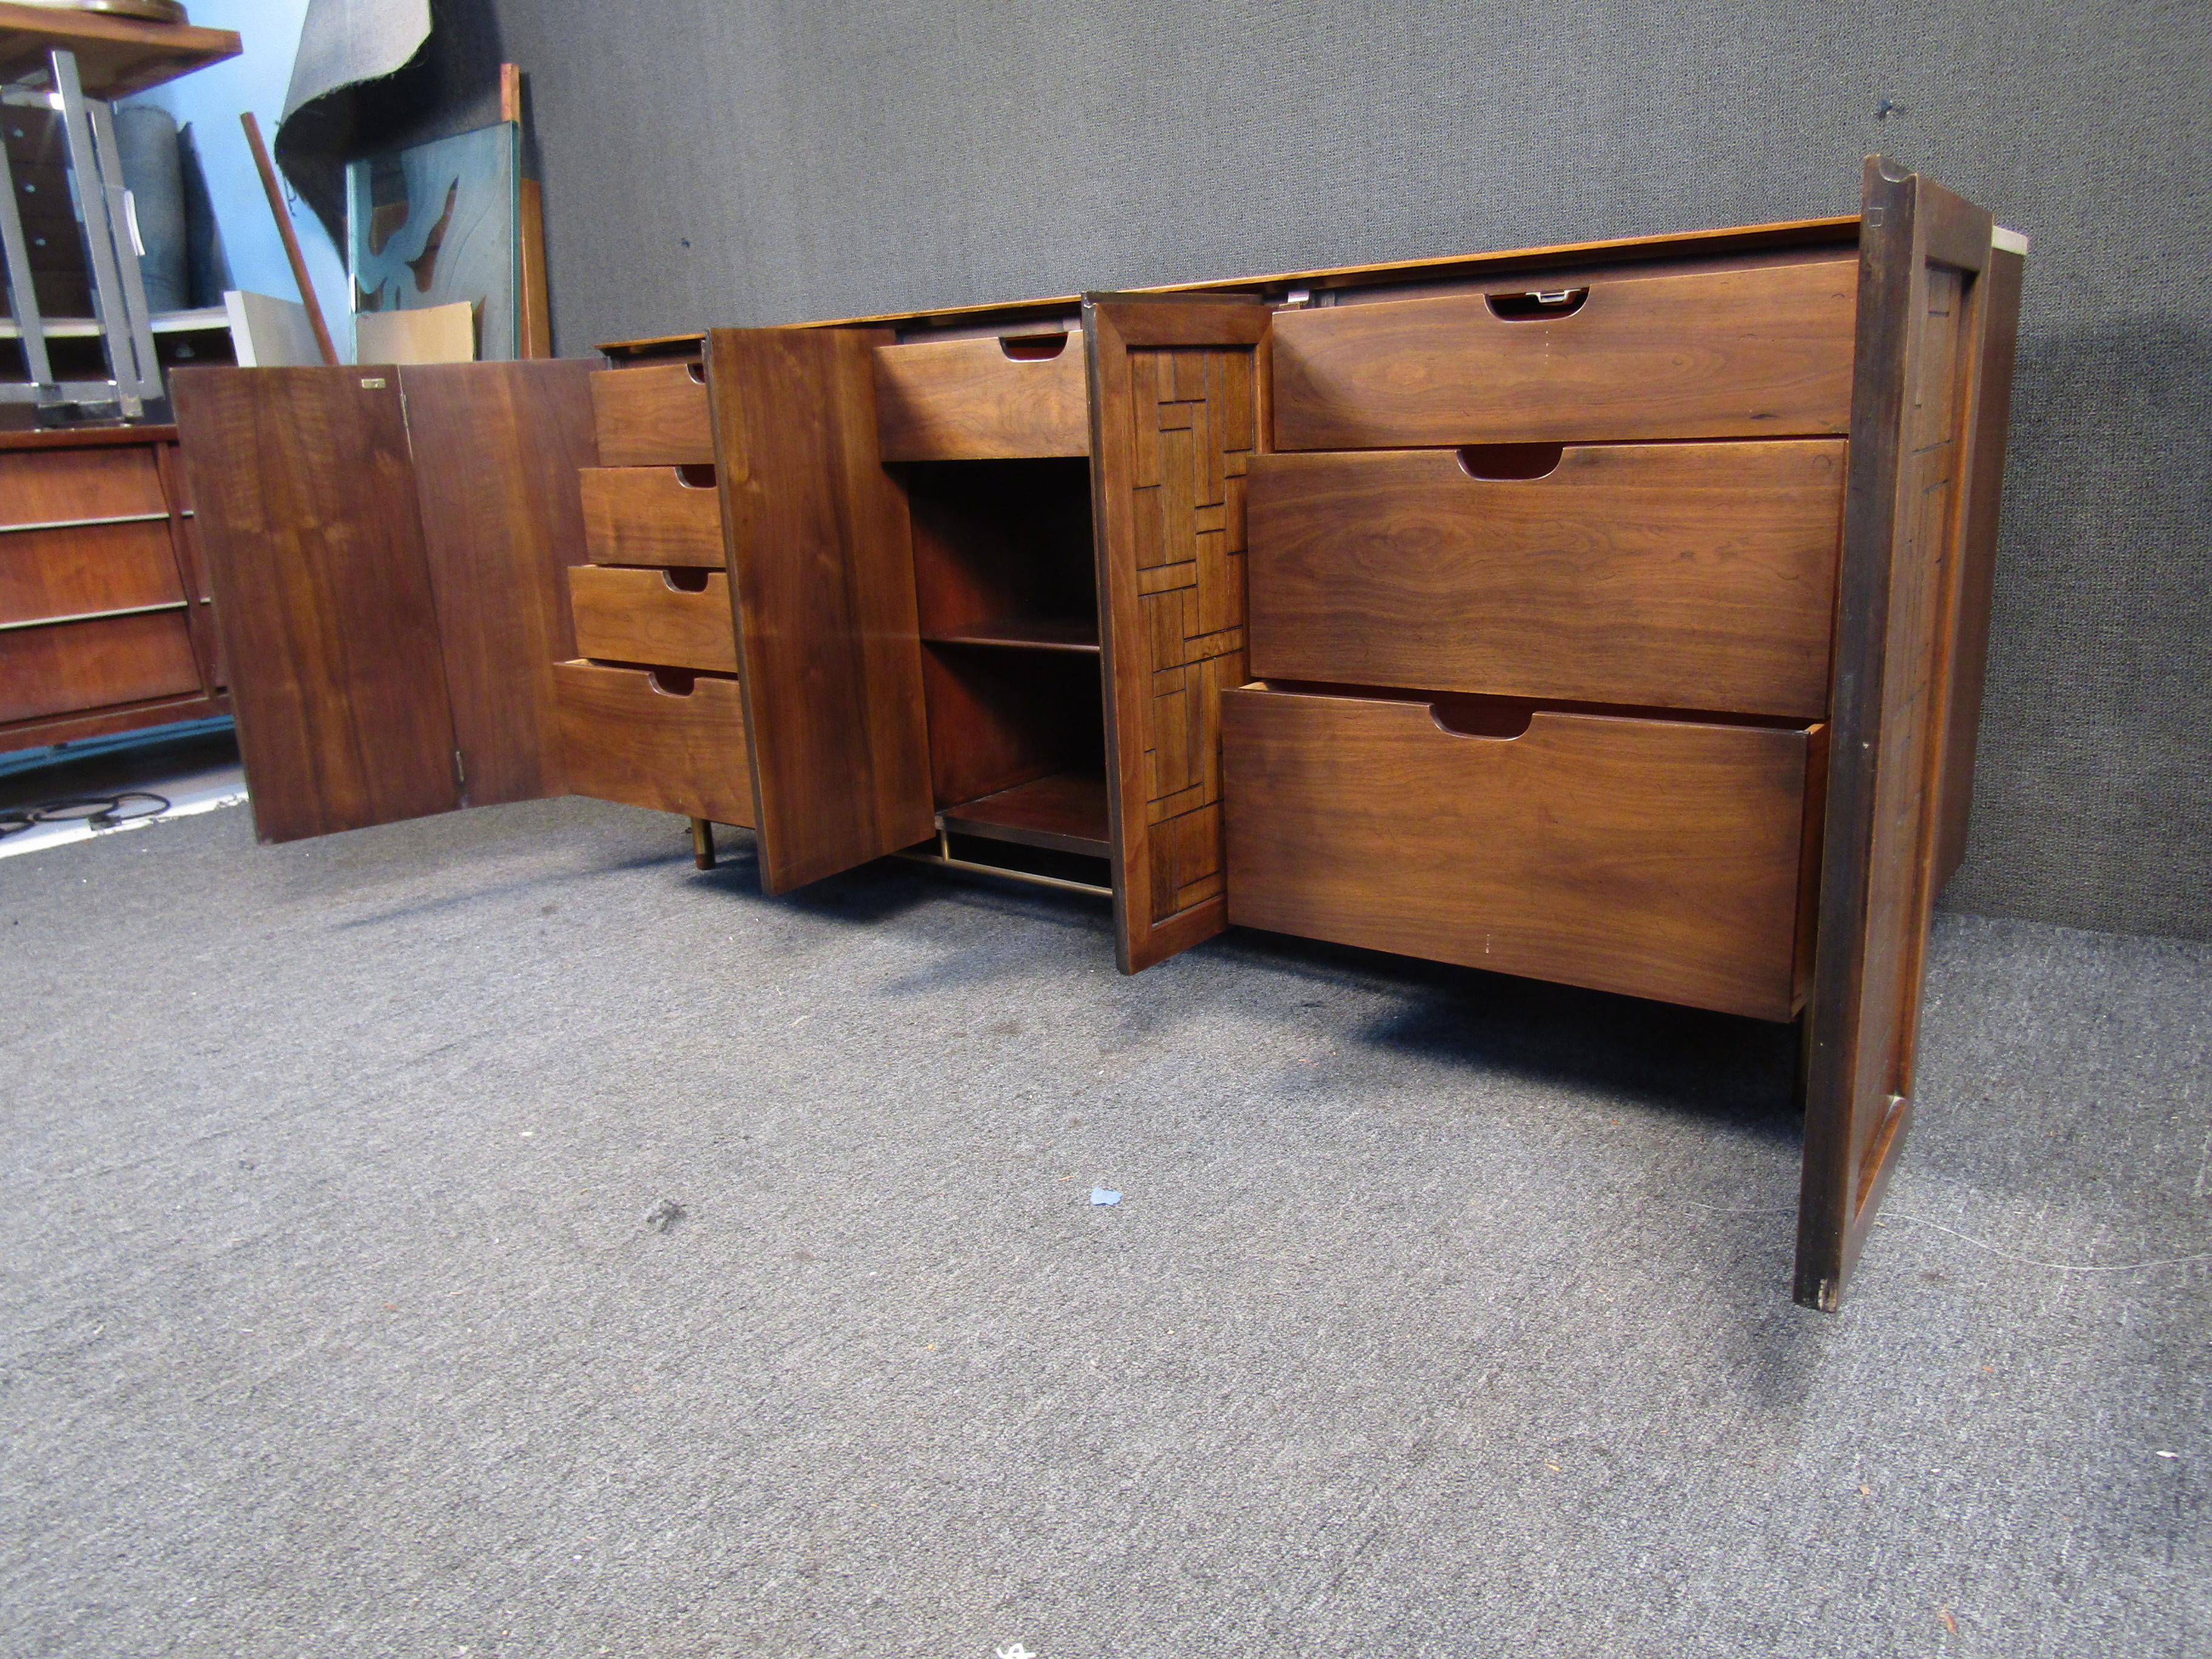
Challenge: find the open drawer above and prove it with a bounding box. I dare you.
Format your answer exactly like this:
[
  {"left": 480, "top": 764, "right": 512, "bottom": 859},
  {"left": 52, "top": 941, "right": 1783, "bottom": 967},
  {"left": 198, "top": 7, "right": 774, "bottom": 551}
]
[
  {"left": 873, "top": 330, "right": 1089, "bottom": 461},
  {"left": 552, "top": 660, "right": 756, "bottom": 826},
  {"left": 568, "top": 565, "right": 740, "bottom": 674},
  {"left": 1271, "top": 256, "right": 1857, "bottom": 448},
  {"left": 578, "top": 466, "right": 724, "bottom": 568},
  {"left": 1247, "top": 440, "right": 1845, "bottom": 719},
  {"left": 589, "top": 361, "right": 714, "bottom": 466},
  {"left": 1221, "top": 686, "right": 1824, "bottom": 1020}
]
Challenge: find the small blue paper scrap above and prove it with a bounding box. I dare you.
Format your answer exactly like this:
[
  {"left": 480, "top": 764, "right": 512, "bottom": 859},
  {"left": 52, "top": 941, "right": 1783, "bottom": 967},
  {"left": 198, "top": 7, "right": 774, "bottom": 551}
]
[{"left": 1090, "top": 1187, "right": 1121, "bottom": 1206}]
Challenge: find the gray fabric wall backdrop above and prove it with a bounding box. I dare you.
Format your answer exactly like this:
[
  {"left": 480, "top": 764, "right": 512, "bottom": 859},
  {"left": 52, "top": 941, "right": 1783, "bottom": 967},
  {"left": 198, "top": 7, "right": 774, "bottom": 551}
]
[{"left": 485, "top": 0, "right": 2210, "bottom": 943}]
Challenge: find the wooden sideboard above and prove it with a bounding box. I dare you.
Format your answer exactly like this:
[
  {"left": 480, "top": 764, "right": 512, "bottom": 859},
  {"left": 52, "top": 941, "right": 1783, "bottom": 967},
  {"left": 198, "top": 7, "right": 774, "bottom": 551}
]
[
  {"left": 173, "top": 158, "right": 2024, "bottom": 1309},
  {"left": 0, "top": 423, "right": 229, "bottom": 751}
]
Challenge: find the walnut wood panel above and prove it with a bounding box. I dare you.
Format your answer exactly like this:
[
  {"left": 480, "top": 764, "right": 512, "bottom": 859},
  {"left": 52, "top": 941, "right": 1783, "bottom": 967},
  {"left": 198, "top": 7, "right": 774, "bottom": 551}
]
[
  {"left": 578, "top": 466, "right": 724, "bottom": 568},
  {"left": 874, "top": 331, "right": 1090, "bottom": 460},
  {"left": 551, "top": 661, "right": 755, "bottom": 826},
  {"left": 568, "top": 565, "right": 741, "bottom": 674},
  {"left": 172, "top": 366, "right": 461, "bottom": 843},
  {"left": 1796, "top": 159, "right": 1999, "bottom": 1312},
  {"left": 1248, "top": 440, "right": 1846, "bottom": 718},
  {"left": 1272, "top": 257, "right": 1857, "bottom": 449},
  {"left": 0, "top": 609, "right": 199, "bottom": 725},
  {"left": 1934, "top": 244, "right": 2024, "bottom": 888},
  {"left": 1223, "top": 688, "right": 1821, "bottom": 1021},
  {"left": 708, "top": 326, "right": 934, "bottom": 893},
  {"left": 400, "top": 361, "right": 598, "bottom": 808},
  {"left": 1086, "top": 293, "right": 1270, "bottom": 972},
  {"left": 0, "top": 442, "right": 166, "bottom": 526},
  {"left": 590, "top": 361, "right": 714, "bottom": 466},
  {"left": 0, "top": 520, "right": 183, "bottom": 626}
]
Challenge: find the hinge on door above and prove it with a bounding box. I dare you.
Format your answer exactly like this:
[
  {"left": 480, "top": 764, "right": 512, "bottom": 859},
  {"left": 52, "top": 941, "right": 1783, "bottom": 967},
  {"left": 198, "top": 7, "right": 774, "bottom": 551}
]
[{"left": 453, "top": 748, "right": 466, "bottom": 796}]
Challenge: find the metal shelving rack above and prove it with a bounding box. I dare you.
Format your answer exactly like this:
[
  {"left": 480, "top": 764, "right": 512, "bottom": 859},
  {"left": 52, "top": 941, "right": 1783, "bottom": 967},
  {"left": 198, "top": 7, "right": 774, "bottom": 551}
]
[{"left": 0, "top": 5, "right": 240, "bottom": 422}]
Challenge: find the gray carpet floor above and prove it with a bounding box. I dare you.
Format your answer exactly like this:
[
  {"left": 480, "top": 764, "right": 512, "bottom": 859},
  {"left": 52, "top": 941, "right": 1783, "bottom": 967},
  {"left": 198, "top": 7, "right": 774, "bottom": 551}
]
[{"left": 4, "top": 796, "right": 2207, "bottom": 1658}]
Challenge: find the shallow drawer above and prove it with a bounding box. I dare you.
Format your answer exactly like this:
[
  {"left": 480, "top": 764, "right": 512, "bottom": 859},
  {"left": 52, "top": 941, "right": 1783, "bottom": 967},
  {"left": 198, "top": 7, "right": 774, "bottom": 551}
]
[
  {"left": 590, "top": 361, "right": 713, "bottom": 466},
  {"left": 1222, "top": 687, "right": 1823, "bottom": 1020},
  {"left": 0, "top": 608, "right": 201, "bottom": 725},
  {"left": 1272, "top": 257, "right": 1857, "bottom": 449},
  {"left": 578, "top": 465, "right": 724, "bottom": 568},
  {"left": 0, "top": 444, "right": 167, "bottom": 528},
  {"left": 874, "top": 330, "right": 1089, "bottom": 461},
  {"left": 0, "top": 518, "right": 185, "bottom": 627},
  {"left": 569, "top": 564, "right": 740, "bottom": 674},
  {"left": 551, "top": 660, "right": 756, "bottom": 826},
  {"left": 1247, "top": 440, "right": 1844, "bottom": 719}
]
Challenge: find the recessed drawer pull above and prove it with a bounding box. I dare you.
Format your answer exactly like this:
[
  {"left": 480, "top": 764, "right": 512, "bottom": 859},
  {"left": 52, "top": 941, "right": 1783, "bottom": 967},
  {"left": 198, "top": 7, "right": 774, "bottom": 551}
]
[
  {"left": 1429, "top": 700, "right": 1534, "bottom": 740},
  {"left": 661, "top": 567, "right": 712, "bottom": 594},
  {"left": 998, "top": 332, "right": 1071, "bottom": 361},
  {"left": 1484, "top": 287, "right": 1589, "bottom": 320},
  {"left": 648, "top": 668, "right": 695, "bottom": 696},
  {"left": 674, "top": 463, "right": 716, "bottom": 489},
  {"left": 1456, "top": 443, "right": 1563, "bottom": 481}
]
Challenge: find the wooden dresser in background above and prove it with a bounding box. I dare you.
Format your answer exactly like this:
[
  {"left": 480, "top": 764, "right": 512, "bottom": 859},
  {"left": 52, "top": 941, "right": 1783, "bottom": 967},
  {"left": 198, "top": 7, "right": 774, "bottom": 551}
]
[{"left": 0, "top": 424, "right": 229, "bottom": 752}]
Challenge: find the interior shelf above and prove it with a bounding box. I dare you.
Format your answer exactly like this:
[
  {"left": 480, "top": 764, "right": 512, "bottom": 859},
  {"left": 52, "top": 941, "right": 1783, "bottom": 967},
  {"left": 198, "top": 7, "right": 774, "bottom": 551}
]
[
  {"left": 937, "top": 769, "right": 1110, "bottom": 858},
  {"left": 921, "top": 618, "right": 1100, "bottom": 654}
]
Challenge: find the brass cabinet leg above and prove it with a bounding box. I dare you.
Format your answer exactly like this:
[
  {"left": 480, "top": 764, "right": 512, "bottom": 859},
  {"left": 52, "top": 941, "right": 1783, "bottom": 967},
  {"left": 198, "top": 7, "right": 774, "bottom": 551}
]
[{"left": 691, "top": 817, "right": 716, "bottom": 870}]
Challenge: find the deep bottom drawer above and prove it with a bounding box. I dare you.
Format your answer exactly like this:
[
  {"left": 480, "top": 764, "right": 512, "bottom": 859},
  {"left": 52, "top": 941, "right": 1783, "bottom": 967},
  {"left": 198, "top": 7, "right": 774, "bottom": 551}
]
[
  {"left": 1222, "top": 686, "right": 1823, "bottom": 1020},
  {"left": 552, "top": 660, "right": 756, "bottom": 826}
]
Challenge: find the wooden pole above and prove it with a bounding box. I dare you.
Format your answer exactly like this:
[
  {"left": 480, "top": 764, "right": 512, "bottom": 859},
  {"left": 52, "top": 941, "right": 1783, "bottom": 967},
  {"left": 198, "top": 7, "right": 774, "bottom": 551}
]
[{"left": 238, "top": 110, "right": 338, "bottom": 366}]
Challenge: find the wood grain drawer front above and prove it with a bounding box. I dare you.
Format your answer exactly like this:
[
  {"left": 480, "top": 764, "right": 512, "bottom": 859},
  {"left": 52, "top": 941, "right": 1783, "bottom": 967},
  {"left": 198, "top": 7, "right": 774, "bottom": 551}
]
[
  {"left": 1247, "top": 440, "right": 1845, "bottom": 719},
  {"left": 874, "top": 332, "right": 1089, "bottom": 461},
  {"left": 1222, "top": 688, "right": 1822, "bottom": 1020},
  {"left": 0, "top": 518, "right": 186, "bottom": 626},
  {"left": 579, "top": 466, "right": 724, "bottom": 568},
  {"left": 590, "top": 361, "right": 714, "bottom": 466},
  {"left": 569, "top": 565, "right": 740, "bottom": 674},
  {"left": 551, "top": 660, "right": 756, "bottom": 826},
  {"left": 1273, "top": 258, "right": 1857, "bottom": 449},
  {"left": 0, "top": 609, "right": 202, "bottom": 725},
  {"left": 0, "top": 444, "right": 166, "bottom": 527}
]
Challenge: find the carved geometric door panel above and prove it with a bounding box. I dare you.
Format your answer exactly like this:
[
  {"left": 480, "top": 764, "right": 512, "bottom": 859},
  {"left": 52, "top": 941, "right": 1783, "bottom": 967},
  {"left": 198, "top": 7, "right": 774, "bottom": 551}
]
[{"left": 1084, "top": 296, "right": 1272, "bottom": 972}]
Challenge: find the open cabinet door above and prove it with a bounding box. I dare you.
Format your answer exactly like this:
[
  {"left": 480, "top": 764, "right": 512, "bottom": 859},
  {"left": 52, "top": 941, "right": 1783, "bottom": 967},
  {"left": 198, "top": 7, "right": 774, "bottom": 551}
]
[
  {"left": 1795, "top": 159, "right": 2001, "bottom": 1310},
  {"left": 400, "top": 360, "right": 598, "bottom": 805},
  {"left": 706, "top": 327, "right": 934, "bottom": 894},
  {"left": 175, "top": 367, "right": 461, "bottom": 843},
  {"left": 1084, "top": 295, "right": 1272, "bottom": 972}
]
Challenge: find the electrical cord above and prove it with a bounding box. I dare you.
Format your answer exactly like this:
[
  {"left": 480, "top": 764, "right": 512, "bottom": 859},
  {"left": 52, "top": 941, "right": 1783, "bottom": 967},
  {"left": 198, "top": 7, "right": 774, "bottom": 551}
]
[{"left": 0, "top": 791, "right": 171, "bottom": 839}]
